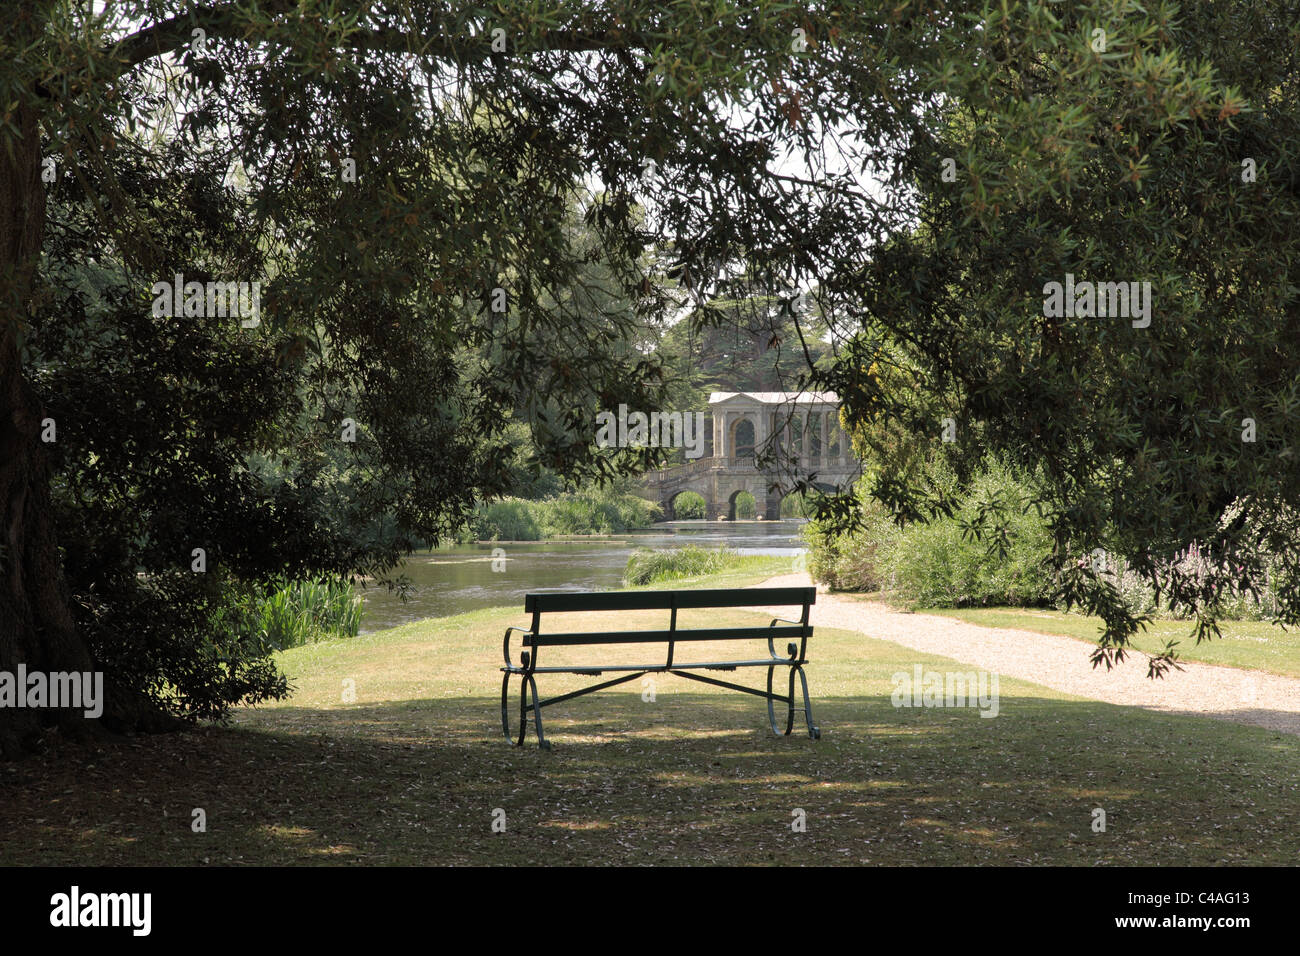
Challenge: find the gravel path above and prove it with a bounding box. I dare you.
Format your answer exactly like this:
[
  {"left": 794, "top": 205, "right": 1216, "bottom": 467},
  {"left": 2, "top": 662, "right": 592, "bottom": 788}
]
[{"left": 754, "top": 573, "right": 1300, "bottom": 737}]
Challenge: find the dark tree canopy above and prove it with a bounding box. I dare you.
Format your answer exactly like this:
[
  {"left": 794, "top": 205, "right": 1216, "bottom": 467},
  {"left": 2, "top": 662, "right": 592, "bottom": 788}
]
[{"left": 811, "top": 0, "right": 1300, "bottom": 673}]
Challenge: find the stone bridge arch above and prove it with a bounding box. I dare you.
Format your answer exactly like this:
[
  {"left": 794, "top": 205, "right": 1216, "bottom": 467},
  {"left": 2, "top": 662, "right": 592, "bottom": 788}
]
[{"left": 663, "top": 487, "right": 708, "bottom": 521}]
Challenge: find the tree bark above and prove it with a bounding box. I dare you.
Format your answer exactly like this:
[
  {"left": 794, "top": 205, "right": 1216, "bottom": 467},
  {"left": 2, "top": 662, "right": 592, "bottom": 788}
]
[{"left": 0, "top": 97, "right": 95, "bottom": 757}]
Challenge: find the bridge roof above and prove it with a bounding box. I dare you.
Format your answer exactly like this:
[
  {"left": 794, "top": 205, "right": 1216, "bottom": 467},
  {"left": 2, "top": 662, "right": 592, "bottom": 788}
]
[{"left": 708, "top": 391, "right": 839, "bottom": 405}]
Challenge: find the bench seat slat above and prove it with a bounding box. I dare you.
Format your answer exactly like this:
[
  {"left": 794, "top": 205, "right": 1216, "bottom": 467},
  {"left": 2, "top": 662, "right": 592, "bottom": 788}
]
[
  {"left": 524, "top": 586, "right": 814, "bottom": 614},
  {"left": 526, "top": 625, "right": 807, "bottom": 646}
]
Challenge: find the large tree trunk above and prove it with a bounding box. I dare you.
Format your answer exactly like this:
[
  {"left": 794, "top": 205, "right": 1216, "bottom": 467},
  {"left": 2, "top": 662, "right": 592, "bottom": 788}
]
[{"left": 0, "top": 98, "right": 96, "bottom": 758}]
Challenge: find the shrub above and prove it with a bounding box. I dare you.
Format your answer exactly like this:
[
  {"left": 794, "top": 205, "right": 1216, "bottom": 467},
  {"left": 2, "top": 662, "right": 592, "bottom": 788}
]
[
  {"left": 809, "top": 458, "right": 1286, "bottom": 619},
  {"left": 806, "top": 459, "right": 1056, "bottom": 607},
  {"left": 886, "top": 463, "right": 1056, "bottom": 607},
  {"left": 1104, "top": 543, "right": 1283, "bottom": 622},
  {"left": 732, "top": 494, "right": 756, "bottom": 519},
  {"left": 473, "top": 498, "right": 544, "bottom": 541},
  {"left": 803, "top": 493, "right": 897, "bottom": 591}
]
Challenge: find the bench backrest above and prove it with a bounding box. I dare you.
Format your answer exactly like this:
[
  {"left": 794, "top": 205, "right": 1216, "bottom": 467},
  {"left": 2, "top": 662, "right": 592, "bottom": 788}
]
[
  {"left": 524, "top": 587, "right": 814, "bottom": 614},
  {"left": 521, "top": 586, "right": 815, "bottom": 649}
]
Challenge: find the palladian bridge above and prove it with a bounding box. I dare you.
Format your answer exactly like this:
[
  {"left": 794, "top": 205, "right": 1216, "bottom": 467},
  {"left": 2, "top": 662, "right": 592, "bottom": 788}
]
[{"left": 642, "top": 391, "right": 861, "bottom": 521}]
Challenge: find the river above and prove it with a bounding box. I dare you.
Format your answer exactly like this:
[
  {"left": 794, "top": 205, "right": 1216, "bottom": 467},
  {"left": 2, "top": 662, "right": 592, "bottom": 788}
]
[{"left": 358, "top": 519, "right": 808, "bottom": 633}]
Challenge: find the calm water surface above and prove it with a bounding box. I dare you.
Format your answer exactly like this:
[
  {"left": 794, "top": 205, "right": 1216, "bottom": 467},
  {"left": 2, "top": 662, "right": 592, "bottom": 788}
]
[{"left": 359, "top": 520, "right": 807, "bottom": 633}]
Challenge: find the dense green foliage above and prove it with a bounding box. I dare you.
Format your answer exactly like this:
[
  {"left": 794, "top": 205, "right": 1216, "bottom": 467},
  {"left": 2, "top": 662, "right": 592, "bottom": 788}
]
[
  {"left": 809, "top": 459, "right": 1286, "bottom": 621},
  {"left": 35, "top": 151, "right": 344, "bottom": 724},
  {"left": 465, "top": 499, "right": 543, "bottom": 542},
  {"left": 807, "top": 1, "right": 1300, "bottom": 673},
  {"left": 670, "top": 491, "right": 707, "bottom": 519},
  {"left": 781, "top": 493, "right": 813, "bottom": 518},
  {"left": 729, "top": 492, "right": 757, "bottom": 519},
  {"left": 807, "top": 460, "right": 1056, "bottom": 608},
  {"left": 804, "top": 495, "right": 893, "bottom": 594},
  {"left": 654, "top": 282, "right": 835, "bottom": 445}
]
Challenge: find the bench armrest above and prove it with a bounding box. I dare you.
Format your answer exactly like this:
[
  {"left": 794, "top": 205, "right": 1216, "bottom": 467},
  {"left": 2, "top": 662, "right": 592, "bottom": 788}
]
[
  {"left": 768, "top": 617, "right": 809, "bottom": 659},
  {"left": 503, "top": 627, "right": 536, "bottom": 669}
]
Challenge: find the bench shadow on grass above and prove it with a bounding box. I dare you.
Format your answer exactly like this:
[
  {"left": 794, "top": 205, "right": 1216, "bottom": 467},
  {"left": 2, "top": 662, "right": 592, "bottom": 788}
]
[{"left": 5, "top": 693, "right": 1300, "bottom": 866}]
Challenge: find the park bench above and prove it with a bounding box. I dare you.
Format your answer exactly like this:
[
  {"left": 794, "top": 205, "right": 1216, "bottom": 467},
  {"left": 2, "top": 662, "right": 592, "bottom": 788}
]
[{"left": 500, "top": 586, "right": 820, "bottom": 748}]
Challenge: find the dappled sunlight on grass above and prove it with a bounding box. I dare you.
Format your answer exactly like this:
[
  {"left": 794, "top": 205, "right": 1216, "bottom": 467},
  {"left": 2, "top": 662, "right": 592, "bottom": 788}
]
[
  {"left": 263, "top": 825, "right": 314, "bottom": 841},
  {"left": 541, "top": 820, "right": 614, "bottom": 831},
  {"left": 308, "top": 845, "right": 359, "bottom": 857},
  {"left": 650, "top": 770, "right": 820, "bottom": 788}
]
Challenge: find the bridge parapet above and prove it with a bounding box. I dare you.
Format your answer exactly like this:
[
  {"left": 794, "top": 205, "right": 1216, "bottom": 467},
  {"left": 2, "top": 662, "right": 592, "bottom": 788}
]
[{"left": 646, "top": 456, "right": 717, "bottom": 485}]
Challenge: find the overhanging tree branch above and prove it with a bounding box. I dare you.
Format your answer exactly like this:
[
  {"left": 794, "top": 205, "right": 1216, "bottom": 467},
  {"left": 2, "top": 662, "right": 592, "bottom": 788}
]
[{"left": 105, "top": 2, "right": 639, "bottom": 80}]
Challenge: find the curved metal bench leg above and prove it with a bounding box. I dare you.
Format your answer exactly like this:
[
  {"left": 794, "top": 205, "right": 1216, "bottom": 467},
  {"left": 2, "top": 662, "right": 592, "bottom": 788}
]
[
  {"left": 501, "top": 672, "right": 514, "bottom": 742},
  {"left": 766, "top": 665, "right": 781, "bottom": 735},
  {"left": 515, "top": 674, "right": 530, "bottom": 746},
  {"left": 526, "top": 674, "right": 551, "bottom": 750},
  {"left": 784, "top": 667, "right": 797, "bottom": 735},
  {"left": 795, "top": 665, "right": 820, "bottom": 739}
]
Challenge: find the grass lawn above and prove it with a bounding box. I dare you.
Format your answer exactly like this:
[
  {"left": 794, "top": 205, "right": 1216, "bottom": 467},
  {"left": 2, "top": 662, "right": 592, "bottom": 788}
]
[
  {"left": 899, "top": 603, "right": 1300, "bottom": 679},
  {"left": 5, "top": 567, "right": 1299, "bottom": 866}
]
